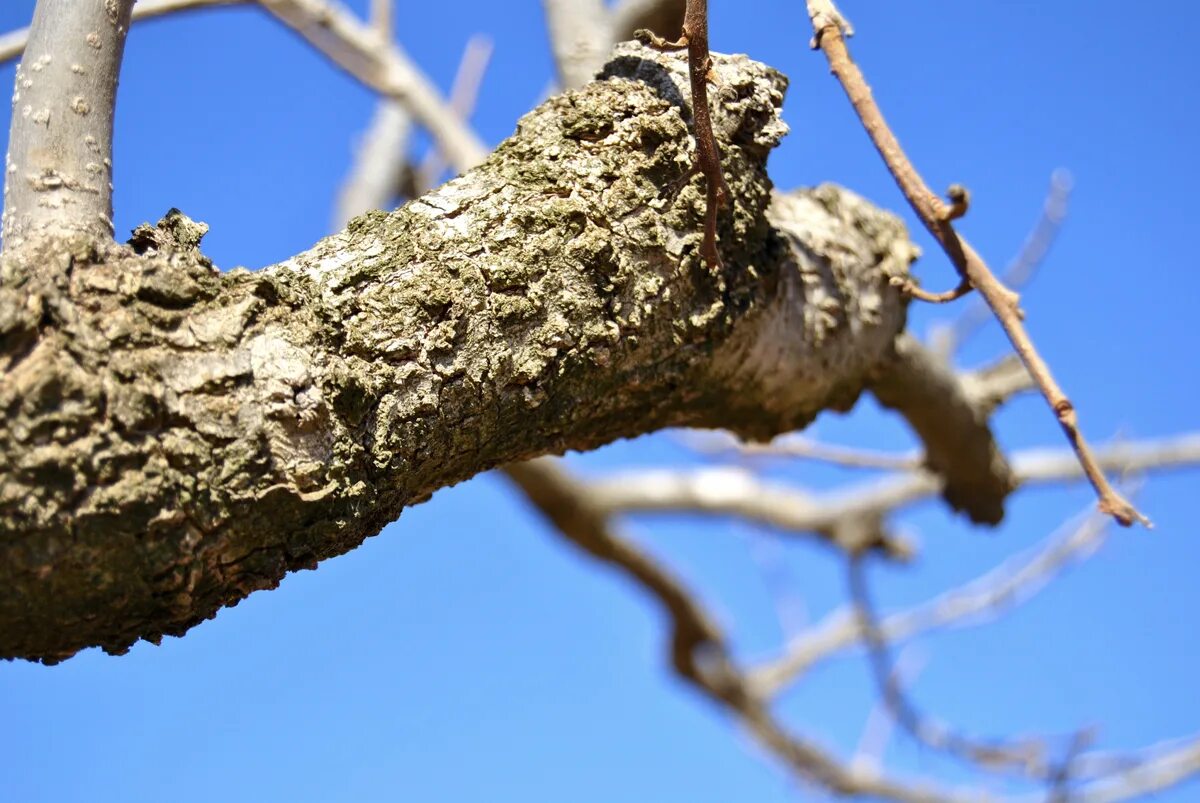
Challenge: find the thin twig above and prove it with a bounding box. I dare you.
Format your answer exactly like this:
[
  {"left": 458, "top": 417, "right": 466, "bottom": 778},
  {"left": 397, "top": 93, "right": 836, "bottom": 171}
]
[
  {"left": 636, "top": 0, "right": 728, "bottom": 268},
  {"left": 1, "top": 0, "right": 488, "bottom": 175},
  {"left": 0, "top": 0, "right": 249, "bottom": 66},
  {"left": 933, "top": 170, "right": 1074, "bottom": 357},
  {"left": 751, "top": 510, "right": 1112, "bottom": 695},
  {"left": 369, "top": 0, "right": 393, "bottom": 43},
  {"left": 259, "top": 0, "right": 488, "bottom": 172},
  {"left": 850, "top": 554, "right": 1055, "bottom": 779},
  {"left": 591, "top": 432, "right": 1200, "bottom": 555},
  {"left": 683, "top": 431, "right": 922, "bottom": 471},
  {"left": 414, "top": 35, "right": 494, "bottom": 193},
  {"left": 805, "top": 6, "right": 1146, "bottom": 526},
  {"left": 333, "top": 101, "right": 413, "bottom": 229},
  {"left": 502, "top": 459, "right": 978, "bottom": 803}
]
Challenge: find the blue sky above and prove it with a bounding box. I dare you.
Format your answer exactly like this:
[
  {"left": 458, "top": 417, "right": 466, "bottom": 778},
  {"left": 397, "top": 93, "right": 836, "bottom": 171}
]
[{"left": 2, "top": 1, "right": 1198, "bottom": 801}]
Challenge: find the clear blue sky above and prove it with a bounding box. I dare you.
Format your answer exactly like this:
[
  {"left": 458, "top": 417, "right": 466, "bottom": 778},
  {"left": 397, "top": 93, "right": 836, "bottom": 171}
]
[{"left": 2, "top": 2, "right": 1198, "bottom": 801}]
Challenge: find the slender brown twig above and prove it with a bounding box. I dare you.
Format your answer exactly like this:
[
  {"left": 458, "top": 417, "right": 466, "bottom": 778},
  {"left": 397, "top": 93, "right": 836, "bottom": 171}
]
[
  {"left": 804, "top": 5, "right": 1147, "bottom": 527},
  {"left": 636, "top": 0, "right": 729, "bottom": 268}
]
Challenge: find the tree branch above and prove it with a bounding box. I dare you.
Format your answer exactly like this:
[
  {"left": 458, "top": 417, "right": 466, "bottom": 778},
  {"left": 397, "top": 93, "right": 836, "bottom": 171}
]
[
  {"left": 542, "top": 0, "right": 611, "bottom": 90},
  {"left": 2, "top": 0, "right": 135, "bottom": 249},
  {"left": 257, "top": 0, "right": 488, "bottom": 173},
  {"left": 805, "top": 7, "right": 1146, "bottom": 528},
  {"left": 0, "top": 0, "right": 249, "bottom": 66},
  {"left": 591, "top": 435, "right": 1200, "bottom": 560},
  {"left": 0, "top": 46, "right": 913, "bottom": 662}
]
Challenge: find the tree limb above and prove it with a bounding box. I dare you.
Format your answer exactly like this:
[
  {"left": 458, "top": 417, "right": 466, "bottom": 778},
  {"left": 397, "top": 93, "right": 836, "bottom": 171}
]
[
  {"left": 0, "top": 45, "right": 913, "bottom": 663},
  {"left": 2, "top": 0, "right": 135, "bottom": 248}
]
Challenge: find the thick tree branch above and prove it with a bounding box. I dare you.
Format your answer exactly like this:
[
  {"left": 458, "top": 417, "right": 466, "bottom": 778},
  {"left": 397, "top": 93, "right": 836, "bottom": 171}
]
[
  {"left": 505, "top": 458, "right": 973, "bottom": 803},
  {"left": 0, "top": 46, "right": 914, "bottom": 663},
  {"left": 2, "top": 0, "right": 135, "bottom": 249}
]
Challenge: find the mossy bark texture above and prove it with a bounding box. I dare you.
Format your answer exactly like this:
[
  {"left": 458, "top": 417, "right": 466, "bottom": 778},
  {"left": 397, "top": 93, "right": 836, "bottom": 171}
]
[{"left": 0, "top": 44, "right": 912, "bottom": 662}]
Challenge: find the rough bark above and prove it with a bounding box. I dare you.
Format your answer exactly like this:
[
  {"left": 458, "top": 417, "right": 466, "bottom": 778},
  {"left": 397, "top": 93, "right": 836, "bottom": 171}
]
[{"left": 0, "top": 43, "right": 912, "bottom": 663}]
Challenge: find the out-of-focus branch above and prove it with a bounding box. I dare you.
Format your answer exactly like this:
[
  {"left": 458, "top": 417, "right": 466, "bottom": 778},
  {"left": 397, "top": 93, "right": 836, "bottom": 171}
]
[
  {"left": 751, "top": 511, "right": 1112, "bottom": 695},
  {"left": 369, "top": 0, "right": 393, "bottom": 42},
  {"left": 333, "top": 34, "right": 492, "bottom": 229},
  {"left": 959, "top": 354, "right": 1036, "bottom": 415},
  {"left": 591, "top": 466, "right": 918, "bottom": 560},
  {"left": 850, "top": 554, "right": 1055, "bottom": 779},
  {"left": 851, "top": 648, "right": 926, "bottom": 775},
  {"left": 0, "top": 0, "right": 249, "bottom": 65},
  {"left": 1072, "top": 738, "right": 1200, "bottom": 801},
  {"left": 870, "top": 333, "right": 1015, "bottom": 525},
  {"left": 413, "top": 35, "right": 493, "bottom": 193},
  {"left": 611, "top": 0, "right": 687, "bottom": 42},
  {"left": 591, "top": 434, "right": 1200, "bottom": 564},
  {"left": 332, "top": 102, "right": 412, "bottom": 230},
  {"left": 504, "top": 459, "right": 972, "bottom": 803},
  {"left": 2, "top": 0, "right": 488, "bottom": 175},
  {"left": 683, "top": 431, "right": 922, "bottom": 471},
  {"left": 258, "top": 0, "right": 488, "bottom": 172},
  {"left": 805, "top": 4, "right": 1145, "bottom": 528},
  {"left": 542, "top": 0, "right": 610, "bottom": 89}
]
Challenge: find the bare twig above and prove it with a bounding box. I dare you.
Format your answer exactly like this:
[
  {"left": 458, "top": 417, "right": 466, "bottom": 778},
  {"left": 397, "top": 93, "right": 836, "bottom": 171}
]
[
  {"left": 851, "top": 647, "right": 927, "bottom": 775},
  {"left": 932, "top": 170, "right": 1074, "bottom": 357},
  {"left": 0, "top": 0, "right": 249, "bottom": 66},
  {"left": 369, "top": 0, "right": 393, "bottom": 43},
  {"left": 259, "top": 0, "right": 488, "bottom": 173},
  {"left": 333, "top": 33, "right": 492, "bottom": 228},
  {"left": 414, "top": 35, "right": 494, "bottom": 193},
  {"left": 591, "top": 465, "right": 918, "bottom": 560},
  {"left": 636, "top": 0, "right": 728, "bottom": 267},
  {"left": 591, "top": 434, "right": 1200, "bottom": 565},
  {"left": 804, "top": 8, "right": 1146, "bottom": 527},
  {"left": 503, "top": 459, "right": 975, "bottom": 803},
  {"left": 332, "top": 101, "right": 412, "bottom": 229},
  {"left": 3, "top": 0, "right": 136, "bottom": 249},
  {"left": 850, "top": 554, "right": 1055, "bottom": 779},
  {"left": 1072, "top": 737, "right": 1200, "bottom": 801},
  {"left": 684, "top": 431, "right": 922, "bottom": 471},
  {"left": 2, "top": 0, "right": 487, "bottom": 177},
  {"left": 752, "top": 510, "right": 1112, "bottom": 695}
]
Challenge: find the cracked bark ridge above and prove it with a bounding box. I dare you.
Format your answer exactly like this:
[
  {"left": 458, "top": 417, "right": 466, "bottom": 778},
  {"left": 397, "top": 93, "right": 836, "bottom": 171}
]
[{"left": 0, "top": 44, "right": 909, "bottom": 663}]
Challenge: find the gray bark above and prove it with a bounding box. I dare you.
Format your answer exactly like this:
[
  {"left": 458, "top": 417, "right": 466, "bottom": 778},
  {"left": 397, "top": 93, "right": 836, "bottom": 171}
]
[
  {"left": 3, "top": 0, "right": 135, "bottom": 248},
  {"left": 0, "top": 43, "right": 913, "bottom": 663}
]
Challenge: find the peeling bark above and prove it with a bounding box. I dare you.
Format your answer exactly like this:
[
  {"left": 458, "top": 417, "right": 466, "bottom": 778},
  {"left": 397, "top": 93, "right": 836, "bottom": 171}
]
[{"left": 0, "top": 44, "right": 912, "bottom": 662}]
